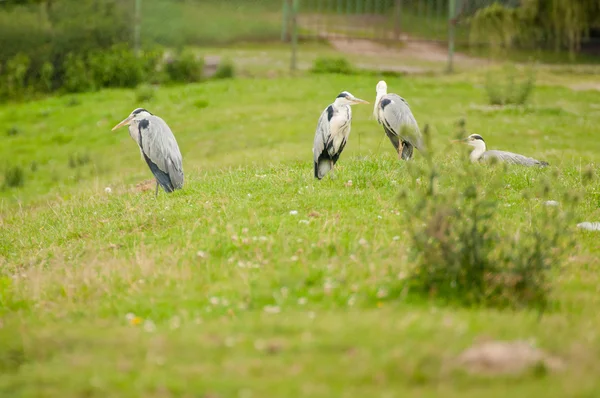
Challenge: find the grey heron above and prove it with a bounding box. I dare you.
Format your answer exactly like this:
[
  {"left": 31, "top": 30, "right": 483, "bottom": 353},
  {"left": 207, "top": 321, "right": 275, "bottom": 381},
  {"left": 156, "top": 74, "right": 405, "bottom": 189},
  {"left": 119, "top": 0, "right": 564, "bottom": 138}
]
[
  {"left": 456, "top": 134, "right": 549, "bottom": 167},
  {"left": 313, "top": 91, "right": 369, "bottom": 179},
  {"left": 112, "top": 108, "right": 184, "bottom": 196},
  {"left": 373, "top": 80, "right": 423, "bottom": 160}
]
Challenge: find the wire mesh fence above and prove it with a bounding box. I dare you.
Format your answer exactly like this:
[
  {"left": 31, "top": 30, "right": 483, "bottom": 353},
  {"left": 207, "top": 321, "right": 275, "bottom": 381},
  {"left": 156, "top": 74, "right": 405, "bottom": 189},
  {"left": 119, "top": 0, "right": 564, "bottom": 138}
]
[{"left": 290, "top": 0, "right": 510, "bottom": 44}]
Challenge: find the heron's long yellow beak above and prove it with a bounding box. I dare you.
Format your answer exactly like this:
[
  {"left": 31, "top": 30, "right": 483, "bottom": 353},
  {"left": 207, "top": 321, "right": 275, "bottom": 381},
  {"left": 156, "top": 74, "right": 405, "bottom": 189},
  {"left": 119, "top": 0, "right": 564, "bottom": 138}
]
[
  {"left": 111, "top": 116, "right": 134, "bottom": 131},
  {"left": 352, "top": 98, "right": 369, "bottom": 105},
  {"left": 451, "top": 138, "right": 467, "bottom": 144}
]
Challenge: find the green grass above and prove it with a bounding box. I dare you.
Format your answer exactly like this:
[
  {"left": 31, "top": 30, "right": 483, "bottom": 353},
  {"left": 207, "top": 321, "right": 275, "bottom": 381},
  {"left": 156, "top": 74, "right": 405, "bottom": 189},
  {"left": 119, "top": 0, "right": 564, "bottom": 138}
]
[
  {"left": 2, "top": 60, "right": 600, "bottom": 396},
  {"left": 141, "top": 0, "right": 282, "bottom": 47}
]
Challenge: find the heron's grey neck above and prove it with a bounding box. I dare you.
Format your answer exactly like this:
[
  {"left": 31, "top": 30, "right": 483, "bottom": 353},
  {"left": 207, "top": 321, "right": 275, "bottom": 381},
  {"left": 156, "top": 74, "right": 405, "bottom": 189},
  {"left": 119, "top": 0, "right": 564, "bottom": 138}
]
[{"left": 469, "top": 141, "right": 487, "bottom": 162}]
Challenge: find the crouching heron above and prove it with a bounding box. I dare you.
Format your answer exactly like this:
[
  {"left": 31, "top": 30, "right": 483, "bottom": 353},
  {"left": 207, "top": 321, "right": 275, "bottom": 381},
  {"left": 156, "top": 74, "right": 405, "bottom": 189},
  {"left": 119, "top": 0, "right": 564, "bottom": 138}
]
[
  {"left": 313, "top": 91, "right": 369, "bottom": 179},
  {"left": 112, "top": 108, "right": 184, "bottom": 196},
  {"left": 456, "top": 134, "right": 549, "bottom": 167},
  {"left": 373, "top": 80, "right": 424, "bottom": 160}
]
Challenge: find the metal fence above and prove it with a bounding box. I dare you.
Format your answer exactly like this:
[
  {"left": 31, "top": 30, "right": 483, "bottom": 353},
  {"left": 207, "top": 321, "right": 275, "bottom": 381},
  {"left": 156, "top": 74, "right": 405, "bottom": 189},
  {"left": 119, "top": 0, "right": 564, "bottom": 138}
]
[{"left": 284, "top": 0, "right": 509, "bottom": 43}]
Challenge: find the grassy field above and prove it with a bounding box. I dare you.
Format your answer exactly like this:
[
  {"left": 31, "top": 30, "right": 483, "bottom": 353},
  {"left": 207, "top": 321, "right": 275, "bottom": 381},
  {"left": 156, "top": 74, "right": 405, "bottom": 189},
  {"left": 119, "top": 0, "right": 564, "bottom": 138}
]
[
  {"left": 141, "top": 0, "right": 282, "bottom": 47},
  {"left": 2, "top": 46, "right": 600, "bottom": 397}
]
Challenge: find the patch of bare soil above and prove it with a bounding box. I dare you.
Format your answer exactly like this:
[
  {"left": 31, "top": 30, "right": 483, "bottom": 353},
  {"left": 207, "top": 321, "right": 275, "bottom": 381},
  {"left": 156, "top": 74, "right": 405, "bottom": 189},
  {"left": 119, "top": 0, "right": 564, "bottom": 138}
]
[
  {"left": 568, "top": 82, "right": 600, "bottom": 91},
  {"left": 135, "top": 179, "right": 155, "bottom": 192},
  {"left": 456, "top": 339, "right": 564, "bottom": 375},
  {"left": 329, "top": 36, "right": 483, "bottom": 65}
]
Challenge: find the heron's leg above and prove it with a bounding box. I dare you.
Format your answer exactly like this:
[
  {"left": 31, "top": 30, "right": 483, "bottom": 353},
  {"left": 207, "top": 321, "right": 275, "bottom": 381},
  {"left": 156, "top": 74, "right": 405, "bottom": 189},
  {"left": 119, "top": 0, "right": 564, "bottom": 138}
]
[
  {"left": 329, "top": 160, "right": 335, "bottom": 179},
  {"left": 155, "top": 180, "right": 159, "bottom": 198},
  {"left": 398, "top": 142, "right": 404, "bottom": 160}
]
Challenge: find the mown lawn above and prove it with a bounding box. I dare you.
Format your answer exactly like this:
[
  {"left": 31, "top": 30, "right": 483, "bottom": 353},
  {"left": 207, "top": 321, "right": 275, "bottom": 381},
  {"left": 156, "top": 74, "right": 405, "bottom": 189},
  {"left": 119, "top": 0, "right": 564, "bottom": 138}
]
[{"left": 1, "top": 66, "right": 600, "bottom": 397}]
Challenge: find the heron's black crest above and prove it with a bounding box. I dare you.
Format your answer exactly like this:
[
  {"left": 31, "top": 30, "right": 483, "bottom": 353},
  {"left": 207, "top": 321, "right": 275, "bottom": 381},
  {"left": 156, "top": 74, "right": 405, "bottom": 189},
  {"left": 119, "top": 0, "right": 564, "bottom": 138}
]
[
  {"left": 380, "top": 98, "right": 392, "bottom": 109},
  {"left": 471, "top": 134, "right": 485, "bottom": 142},
  {"left": 336, "top": 92, "right": 349, "bottom": 99},
  {"left": 138, "top": 119, "right": 150, "bottom": 130},
  {"left": 132, "top": 108, "right": 151, "bottom": 116},
  {"left": 326, "top": 105, "right": 334, "bottom": 121}
]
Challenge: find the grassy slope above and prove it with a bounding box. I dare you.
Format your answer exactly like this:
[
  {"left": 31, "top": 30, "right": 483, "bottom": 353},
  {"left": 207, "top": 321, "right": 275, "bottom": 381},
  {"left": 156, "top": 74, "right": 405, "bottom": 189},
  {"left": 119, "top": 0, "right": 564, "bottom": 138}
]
[
  {"left": 2, "top": 64, "right": 600, "bottom": 396},
  {"left": 141, "top": 0, "right": 282, "bottom": 47}
]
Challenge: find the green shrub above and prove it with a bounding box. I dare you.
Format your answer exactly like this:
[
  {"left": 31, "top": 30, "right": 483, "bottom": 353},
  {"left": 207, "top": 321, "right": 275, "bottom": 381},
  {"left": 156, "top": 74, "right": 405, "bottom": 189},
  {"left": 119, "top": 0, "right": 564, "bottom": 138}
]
[
  {"left": 165, "top": 50, "right": 204, "bottom": 83},
  {"left": 62, "top": 53, "right": 94, "bottom": 93},
  {"left": 3, "top": 166, "right": 25, "bottom": 189},
  {"left": 39, "top": 61, "right": 55, "bottom": 93},
  {"left": 311, "top": 56, "right": 354, "bottom": 75},
  {"left": 213, "top": 59, "right": 235, "bottom": 79},
  {"left": 400, "top": 127, "right": 573, "bottom": 310},
  {"left": 484, "top": 63, "right": 536, "bottom": 106},
  {"left": 88, "top": 45, "right": 146, "bottom": 88},
  {"left": 3, "top": 53, "right": 31, "bottom": 100}
]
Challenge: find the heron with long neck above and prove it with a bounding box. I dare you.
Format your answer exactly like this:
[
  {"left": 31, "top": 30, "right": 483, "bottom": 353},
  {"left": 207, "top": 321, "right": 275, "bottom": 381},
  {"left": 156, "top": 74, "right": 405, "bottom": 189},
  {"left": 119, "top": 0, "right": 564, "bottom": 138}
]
[
  {"left": 313, "top": 91, "right": 369, "bottom": 179},
  {"left": 373, "top": 80, "right": 423, "bottom": 160},
  {"left": 112, "top": 108, "right": 184, "bottom": 196}
]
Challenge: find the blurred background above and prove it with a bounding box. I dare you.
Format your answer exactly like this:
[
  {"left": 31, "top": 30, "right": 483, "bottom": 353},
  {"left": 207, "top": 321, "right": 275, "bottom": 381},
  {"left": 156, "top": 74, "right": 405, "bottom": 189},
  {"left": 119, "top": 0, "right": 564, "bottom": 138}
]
[{"left": 1, "top": 0, "right": 599, "bottom": 97}]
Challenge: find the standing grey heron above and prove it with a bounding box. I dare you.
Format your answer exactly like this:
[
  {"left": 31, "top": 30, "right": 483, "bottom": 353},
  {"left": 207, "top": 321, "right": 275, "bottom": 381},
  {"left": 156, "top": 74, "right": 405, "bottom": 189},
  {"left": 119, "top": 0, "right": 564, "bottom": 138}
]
[
  {"left": 112, "top": 108, "right": 184, "bottom": 196},
  {"left": 373, "top": 80, "right": 423, "bottom": 160},
  {"left": 456, "top": 134, "right": 549, "bottom": 167},
  {"left": 313, "top": 91, "right": 369, "bottom": 179}
]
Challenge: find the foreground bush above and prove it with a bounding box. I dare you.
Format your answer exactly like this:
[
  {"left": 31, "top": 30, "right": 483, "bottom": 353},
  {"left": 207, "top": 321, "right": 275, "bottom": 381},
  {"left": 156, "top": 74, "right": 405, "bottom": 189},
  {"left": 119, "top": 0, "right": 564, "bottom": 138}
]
[{"left": 400, "top": 126, "right": 575, "bottom": 310}]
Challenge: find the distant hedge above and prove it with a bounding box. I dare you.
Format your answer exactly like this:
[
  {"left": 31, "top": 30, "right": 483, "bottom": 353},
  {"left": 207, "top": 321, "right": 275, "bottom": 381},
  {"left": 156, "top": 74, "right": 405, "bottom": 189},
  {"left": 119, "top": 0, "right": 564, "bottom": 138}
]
[{"left": 0, "top": 1, "right": 225, "bottom": 101}]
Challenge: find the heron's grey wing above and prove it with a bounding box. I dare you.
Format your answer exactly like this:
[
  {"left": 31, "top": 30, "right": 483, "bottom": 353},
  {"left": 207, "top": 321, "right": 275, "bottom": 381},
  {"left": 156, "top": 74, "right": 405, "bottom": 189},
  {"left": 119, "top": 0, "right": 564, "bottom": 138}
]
[
  {"left": 381, "top": 94, "right": 423, "bottom": 150},
  {"left": 313, "top": 107, "right": 333, "bottom": 179},
  {"left": 481, "top": 150, "right": 547, "bottom": 167},
  {"left": 139, "top": 116, "right": 184, "bottom": 191}
]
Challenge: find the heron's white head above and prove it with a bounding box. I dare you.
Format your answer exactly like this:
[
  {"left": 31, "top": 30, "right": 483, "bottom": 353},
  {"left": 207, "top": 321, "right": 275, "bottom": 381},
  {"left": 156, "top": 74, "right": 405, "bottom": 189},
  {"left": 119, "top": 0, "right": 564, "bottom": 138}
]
[
  {"left": 333, "top": 91, "right": 369, "bottom": 107},
  {"left": 376, "top": 80, "right": 388, "bottom": 95},
  {"left": 111, "top": 108, "right": 153, "bottom": 131},
  {"left": 453, "top": 134, "right": 487, "bottom": 154}
]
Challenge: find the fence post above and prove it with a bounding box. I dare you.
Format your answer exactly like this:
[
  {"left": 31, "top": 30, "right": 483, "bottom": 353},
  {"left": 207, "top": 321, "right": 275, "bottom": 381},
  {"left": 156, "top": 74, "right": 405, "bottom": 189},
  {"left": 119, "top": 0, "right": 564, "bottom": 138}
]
[
  {"left": 134, "top": 0, "right": 142, "bottom": 55},
  {"left": 393, "top": 0, "right": 402, "bottom": 41},
  {"left": 290, "top": 0, "right": 299, "bottom": 72},
  {"left": 447, "top": 0, "right": 455, "bottom": 73},
  {"left": 281, "top": 0, "right": 290, "bottom": 41}
]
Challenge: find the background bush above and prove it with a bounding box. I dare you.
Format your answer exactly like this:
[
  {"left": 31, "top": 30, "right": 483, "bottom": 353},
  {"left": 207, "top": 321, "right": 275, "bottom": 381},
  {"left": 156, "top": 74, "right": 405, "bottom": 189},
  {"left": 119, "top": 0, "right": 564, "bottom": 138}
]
[
  {"left": 165, "top": 50, "right": 204, "bottom": 83},
  {"left": 484, "top": 63, "right": 536, "bottom": 106},
  {"left": 311, "top": 56, "right": 355, "bottom": 75}
]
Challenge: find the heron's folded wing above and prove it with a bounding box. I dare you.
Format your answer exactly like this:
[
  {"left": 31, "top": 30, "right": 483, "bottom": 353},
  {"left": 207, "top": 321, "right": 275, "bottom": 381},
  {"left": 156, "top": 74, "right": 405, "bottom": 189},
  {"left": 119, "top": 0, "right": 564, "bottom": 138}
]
[
  {"left": 313, "top": 108, "right": 331, "bottom": 163},
  {"left": 139, "top": 116, "right": 184, "bottom": 187},
  {"left": 381, "top": 94, "right": 422, "bottom": 149},
  {"left": 482, "top": 150, "right": 539, "bottom": 166}
]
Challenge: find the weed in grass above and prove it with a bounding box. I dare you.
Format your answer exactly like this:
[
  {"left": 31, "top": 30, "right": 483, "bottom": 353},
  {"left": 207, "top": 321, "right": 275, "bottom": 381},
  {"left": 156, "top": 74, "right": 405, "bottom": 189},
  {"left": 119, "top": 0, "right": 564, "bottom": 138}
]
[
  {"left": 193, "top": 99, "right": 209, "bottom": 109},
  {"left": 135, "top": 84, "right": 156, "bottom": 103},
  {"left": 6, "top": 126, "right": 19, "bottom": 136},
  {"left": 2, "top": 166, "right": 24, "bottom": 189},
  {"left": 67, "top": 153, "right": 91, "bottom": 169}
]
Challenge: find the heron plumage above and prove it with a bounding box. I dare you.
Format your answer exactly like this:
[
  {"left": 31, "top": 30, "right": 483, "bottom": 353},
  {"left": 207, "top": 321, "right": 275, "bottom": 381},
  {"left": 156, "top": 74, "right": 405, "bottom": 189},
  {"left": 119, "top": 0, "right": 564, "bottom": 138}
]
[
  {"left": 313, "top": 103, "right": 351, "bottom": 179},
  {"left": 464, "top": 134, "right": 548, "bottom": 167},
  {"left": 113, "top": 108, "right": 184, "bottom": 196},
  {"left": 374, "top": 81, "right": 423, "bottom": 160}
]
